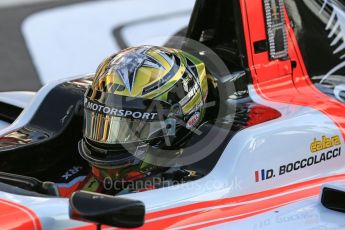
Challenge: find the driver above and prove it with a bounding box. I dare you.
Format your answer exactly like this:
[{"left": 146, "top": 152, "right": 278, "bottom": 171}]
[{"left": 56, "top": 45, "right": 218, "bottom": 197}]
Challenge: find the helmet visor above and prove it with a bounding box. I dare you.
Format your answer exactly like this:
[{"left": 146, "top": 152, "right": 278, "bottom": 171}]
[
  {"left": 83, "top": 88, "right": 175, "bottom": 144},
  {"left": 84, "top": 108, "right": 170, "bottom": 144}
]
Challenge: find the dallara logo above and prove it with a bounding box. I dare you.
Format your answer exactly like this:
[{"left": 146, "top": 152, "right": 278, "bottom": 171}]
[
  {"left": 255, "top": 135, "right": 342, "bottom": 182},
  {"left": 310, "top": 135, "right": 341, "bottom": 153}
]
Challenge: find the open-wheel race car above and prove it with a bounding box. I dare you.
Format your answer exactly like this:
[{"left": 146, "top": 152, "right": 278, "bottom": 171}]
[{"left": 1, "top": 0, "right": 345, "bottom": 229}]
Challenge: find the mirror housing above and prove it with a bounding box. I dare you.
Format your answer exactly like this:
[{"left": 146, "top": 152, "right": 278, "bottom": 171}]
[
  {"left": 0, "top": 172, "right": 58, "bottom": 196},
  {"left": 69, "top": 191, "right": 145, "bottom": 228},
  {"left": 321, "top": 184, "right": 345, "bottom": 213}
]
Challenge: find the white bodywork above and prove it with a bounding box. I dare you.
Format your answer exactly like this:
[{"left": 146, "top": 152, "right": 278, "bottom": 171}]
[
  {"left": 0, "top": 76, "right": 345, "bottom": 229},
  {"left": 0, "top": 121, "right": 9, "bottom": 131},
  {"left": 0, "top": 91, "right": 35, "bottom": 130},
  {"left": 206, "top": 193, "right": 345, "bottom": 230},
  {"left": 0, "top": 91, "right": 35, "bottom": 109}
]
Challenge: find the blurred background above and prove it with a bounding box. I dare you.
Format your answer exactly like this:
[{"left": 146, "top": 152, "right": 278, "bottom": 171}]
[{"left": 0, "top": 0, "right": 194, "bottom": 91}]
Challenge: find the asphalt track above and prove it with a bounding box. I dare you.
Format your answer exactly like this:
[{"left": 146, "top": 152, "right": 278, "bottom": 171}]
[{"left": 0, "top": 0, "right": 90, "bottom": 91}]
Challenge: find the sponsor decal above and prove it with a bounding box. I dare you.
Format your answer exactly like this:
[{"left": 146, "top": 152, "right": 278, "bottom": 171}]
[
  {"left": 179, "top": 83, "right": 199, "bottom": 106},
  {"left": 85, "top": 100, "right": 158, "bottom": 120},
  {"left": 62, "top": 166, "right": 83, "bottom": 180},
  {"left": 255, "top": 135, "right": 342, "bottom": 182},
  {"left": 310, "top": 135, "right": 341, "bottom": 153},
  {"left": 255, "top": 169, "right": 275, "bottom": 182},
  {"left": 186, "top": 112, "right": 200, "bottom": 129},
  {"left": 278, "top": 147, "right": 341, "bottom": 175}
]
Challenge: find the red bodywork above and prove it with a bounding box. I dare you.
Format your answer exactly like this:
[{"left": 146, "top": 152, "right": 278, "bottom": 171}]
[
  {"left": 0, "top": 199, "right": 42, "bottom": 230},
  {"left": 70, "top": 0, "right": 345, "bottom": 228}
]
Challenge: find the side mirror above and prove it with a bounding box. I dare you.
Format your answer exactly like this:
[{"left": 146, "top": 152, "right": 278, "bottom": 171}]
[
  {"left": 321, "top": 184, "right": 345, "bottom": 213},
  {"left": 0, "top": 172, "right": 59, "bottom": 196},
  {"left": 69, "top": 191, "right": 145, "bottom": 228}
]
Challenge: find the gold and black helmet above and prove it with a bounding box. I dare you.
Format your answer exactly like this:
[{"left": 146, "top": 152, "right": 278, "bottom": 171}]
[{"left": 78, "top": 45, "right": 212, "bottom": 168}]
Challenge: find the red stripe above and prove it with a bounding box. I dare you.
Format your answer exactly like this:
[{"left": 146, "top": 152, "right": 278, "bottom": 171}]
[
  {"left": 0, "top": 199, "right": 42, "bottom": 230},
  {"left": 132, "top": 174, "right": 345, "bottom": 229},
  {"left": 72, "top": 0, "right": 345, "bottom": 229},
  {"left": 139, "top": 0, "right": 345, "bottom": 228},
  {"left": 145, "top": 174, "right": 345, "bottom": 218},
  {"left": 244, "top": 0, "right": 345, "bottom": 140},
  {"left": 134, "top": 0, "right": 345, "bottom": 226},
  {"left": 70, "top": 174, "right": 345, "bottom": 230},
  {"left": 58, "top": 179, "right": 84, "bottom": 198}
]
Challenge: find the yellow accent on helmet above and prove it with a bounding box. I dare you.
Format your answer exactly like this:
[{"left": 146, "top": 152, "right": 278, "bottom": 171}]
[
  {"left": 91, "top": 46, "right": 207, "bottom": 106},
  {"left": 80, "top": 45, "right": 215, "bottom": 169}
]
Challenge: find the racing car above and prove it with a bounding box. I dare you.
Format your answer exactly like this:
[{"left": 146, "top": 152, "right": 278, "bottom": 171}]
[{"left": 1, "top": 0, "right": 345, "bottom": 229}]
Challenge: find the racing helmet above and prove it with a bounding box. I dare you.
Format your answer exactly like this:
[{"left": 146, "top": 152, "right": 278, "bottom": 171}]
[{"left": 78, "top": 45, "right": 212, "bottom": 171}]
